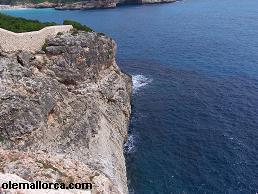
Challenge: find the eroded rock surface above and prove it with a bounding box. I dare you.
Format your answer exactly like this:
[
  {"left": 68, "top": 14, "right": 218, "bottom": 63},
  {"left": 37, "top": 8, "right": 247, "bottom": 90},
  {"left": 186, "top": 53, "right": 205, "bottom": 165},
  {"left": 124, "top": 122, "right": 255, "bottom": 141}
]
[{"left": 0, "top": 31, "right": 132, "bottom": 194}]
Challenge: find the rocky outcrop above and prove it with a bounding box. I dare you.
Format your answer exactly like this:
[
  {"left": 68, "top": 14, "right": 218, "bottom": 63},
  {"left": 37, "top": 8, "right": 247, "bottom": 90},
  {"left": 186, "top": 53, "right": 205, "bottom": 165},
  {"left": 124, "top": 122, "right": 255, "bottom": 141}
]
[{"left": 0, "top": 31, "right": 132, "bottom": 194}]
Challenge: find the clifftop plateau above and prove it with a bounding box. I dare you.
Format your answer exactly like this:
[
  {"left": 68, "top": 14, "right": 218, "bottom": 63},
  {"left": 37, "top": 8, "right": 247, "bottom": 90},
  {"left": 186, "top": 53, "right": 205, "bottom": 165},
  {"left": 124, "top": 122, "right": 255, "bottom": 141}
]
[{"left": 0, "top": 30, "right": 132, "bottom": 194}]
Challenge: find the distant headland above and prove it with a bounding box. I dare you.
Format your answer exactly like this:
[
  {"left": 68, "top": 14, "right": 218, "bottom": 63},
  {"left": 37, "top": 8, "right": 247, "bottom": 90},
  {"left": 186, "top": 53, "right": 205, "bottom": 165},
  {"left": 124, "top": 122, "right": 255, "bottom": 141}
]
[{"left": 0, "top": 0, "right": 177, "bottom": 10}]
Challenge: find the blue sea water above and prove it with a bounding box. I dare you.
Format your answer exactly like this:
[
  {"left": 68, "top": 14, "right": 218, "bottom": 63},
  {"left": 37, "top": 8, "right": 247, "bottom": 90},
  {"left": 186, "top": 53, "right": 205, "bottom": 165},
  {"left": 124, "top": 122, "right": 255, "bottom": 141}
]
[{"left": 2, "top": 0, "right": 258, "bottom": 193}]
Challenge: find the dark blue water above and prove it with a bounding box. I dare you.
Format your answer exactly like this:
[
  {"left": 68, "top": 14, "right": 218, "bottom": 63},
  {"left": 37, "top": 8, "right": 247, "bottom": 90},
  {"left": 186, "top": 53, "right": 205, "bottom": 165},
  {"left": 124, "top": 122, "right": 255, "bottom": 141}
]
[{"left": 2, "top": 0, "right": 258, "bottom": 193}]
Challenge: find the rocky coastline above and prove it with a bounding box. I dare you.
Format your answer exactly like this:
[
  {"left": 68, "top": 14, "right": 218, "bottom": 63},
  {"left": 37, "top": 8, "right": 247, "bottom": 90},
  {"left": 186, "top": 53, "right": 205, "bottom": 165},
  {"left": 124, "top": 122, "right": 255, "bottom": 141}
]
[
  {"left": 0, "top": 2, "right": 57, "bottom": 10},
  {"left": 0, "top": 0, "right": 177, "bottom": 10},
  {"left": 0, "top": 30, "right": 132, "bottom": 193}
]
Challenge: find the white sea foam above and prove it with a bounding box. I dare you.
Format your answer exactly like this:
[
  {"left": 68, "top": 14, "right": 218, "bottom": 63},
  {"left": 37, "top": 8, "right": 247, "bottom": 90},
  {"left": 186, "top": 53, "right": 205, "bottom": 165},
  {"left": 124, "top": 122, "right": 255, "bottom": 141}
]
[
  {"left": 132, "top": 74, "right": 152, "bottom": 93},
  {"left": 124, "top": 75, "right": 152, "bottom": 154},
  {"left": 124, "top": 134, "right": 136, "bottom": 154}
]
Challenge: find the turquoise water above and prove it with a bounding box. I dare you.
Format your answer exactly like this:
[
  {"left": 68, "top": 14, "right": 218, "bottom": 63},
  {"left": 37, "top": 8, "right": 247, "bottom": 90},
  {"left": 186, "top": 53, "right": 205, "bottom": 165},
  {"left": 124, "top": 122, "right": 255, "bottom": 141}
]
[{"left": 2, "top": 0, "right": 258, "bottom": 193}]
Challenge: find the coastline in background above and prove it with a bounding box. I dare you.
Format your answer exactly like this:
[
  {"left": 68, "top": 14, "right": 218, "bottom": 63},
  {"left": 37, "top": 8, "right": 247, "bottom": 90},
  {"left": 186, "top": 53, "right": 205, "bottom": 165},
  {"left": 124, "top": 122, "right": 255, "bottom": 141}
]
[{"left": 0, "top": 0, "right": 177, "bottom": 10}]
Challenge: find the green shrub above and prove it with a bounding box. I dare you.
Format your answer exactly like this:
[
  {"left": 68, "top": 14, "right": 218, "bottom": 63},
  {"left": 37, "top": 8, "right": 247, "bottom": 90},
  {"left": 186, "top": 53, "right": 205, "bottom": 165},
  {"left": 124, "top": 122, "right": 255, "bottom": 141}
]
[
  {"left": 42, "top": 42, "right": 48, "bottom": 52},
  {"left": 63, "top": 20, "right": 93, "bottom": 32},
  {"left": 71, "top": 28, "right": 79, "bottom": 36},
  {"left": 0, "top": 13, "right": 56, "bottom": 33},
  {"left": 0, "top": 134, "right": 4, "bottom": 142},
  {"left": 0, "top": 13, "right": 93, "bottom": 34},
  {"left": 57, "top": 32, "right": 64, "bottom": 36}
]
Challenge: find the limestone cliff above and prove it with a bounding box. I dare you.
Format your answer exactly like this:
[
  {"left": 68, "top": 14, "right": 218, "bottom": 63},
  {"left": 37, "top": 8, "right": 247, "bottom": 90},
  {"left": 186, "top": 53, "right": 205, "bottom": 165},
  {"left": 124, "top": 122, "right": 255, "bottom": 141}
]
[{"left": 0, "top": 31, "right": 132, "bottom": 194}]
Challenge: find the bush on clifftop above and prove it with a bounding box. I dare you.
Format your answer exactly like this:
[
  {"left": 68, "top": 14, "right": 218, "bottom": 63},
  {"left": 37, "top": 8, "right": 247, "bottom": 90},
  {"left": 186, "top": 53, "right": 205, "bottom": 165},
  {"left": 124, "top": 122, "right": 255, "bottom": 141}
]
[
  {"left": 63, "top": 20, "right": 93, "bottom": 32},
  {"left": 0, "top": 13, "right": 93, "bottom": 33},
  {"left": 0, "top": 13, "right": 56, "bottom": 32}
]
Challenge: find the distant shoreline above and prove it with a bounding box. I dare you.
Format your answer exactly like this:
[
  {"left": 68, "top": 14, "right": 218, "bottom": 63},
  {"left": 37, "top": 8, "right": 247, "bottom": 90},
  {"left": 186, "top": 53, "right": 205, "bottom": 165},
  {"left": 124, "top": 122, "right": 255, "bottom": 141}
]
[
  {"left": 0, "top": 2, "right": 57, "bottom": 10},
  {"left": 0, "top": 5, "right": 32, "bottom": 10},
  {"left": 0, "top": 0, "right": 177, "bottom": 11}
]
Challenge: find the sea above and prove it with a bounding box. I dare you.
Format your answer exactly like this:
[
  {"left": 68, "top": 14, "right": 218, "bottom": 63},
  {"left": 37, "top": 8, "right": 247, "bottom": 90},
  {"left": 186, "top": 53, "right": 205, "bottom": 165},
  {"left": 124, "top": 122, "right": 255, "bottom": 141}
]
[{"left": 1, "top": 0, "right": 258, "bottom": 193}]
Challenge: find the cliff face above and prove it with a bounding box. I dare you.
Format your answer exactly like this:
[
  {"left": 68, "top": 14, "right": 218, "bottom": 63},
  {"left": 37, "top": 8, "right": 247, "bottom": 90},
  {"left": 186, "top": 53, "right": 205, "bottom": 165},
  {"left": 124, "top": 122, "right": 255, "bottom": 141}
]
[{"left": 0, "top": 31, "right": 132, "bottom": 194}]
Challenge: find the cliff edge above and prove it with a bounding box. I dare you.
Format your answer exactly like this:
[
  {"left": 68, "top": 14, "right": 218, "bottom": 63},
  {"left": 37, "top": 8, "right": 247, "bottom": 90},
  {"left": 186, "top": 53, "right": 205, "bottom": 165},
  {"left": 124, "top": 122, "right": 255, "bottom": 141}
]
[{"left": 0, "top": 31, "right": 132, "bottom": 194}]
